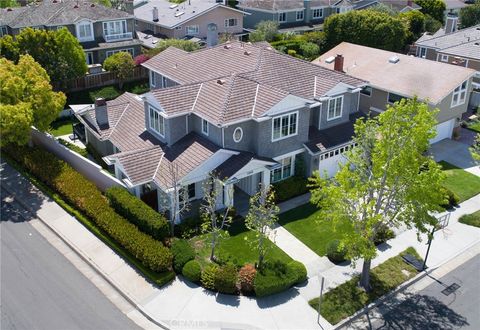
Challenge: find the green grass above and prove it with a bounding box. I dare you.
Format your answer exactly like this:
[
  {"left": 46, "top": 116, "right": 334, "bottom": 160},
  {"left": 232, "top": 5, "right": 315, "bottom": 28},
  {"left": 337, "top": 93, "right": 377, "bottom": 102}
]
[
  {"left": 309, "top": 247, "right": 421, "bottom": 325},
  {"left": 459, "top": 210, "right": 480, "bottom": 228},
  {"left": 66, "top": 80, "right": 149, "bottom": 105},
  {"left": 467, "top": 121, "right": 480, "bottom": 133},
  {"left": 4, "top": 155, "right": 175, "bottom": 287},
  {"left": 439, "top": 161, "right": 480, "bottom": 202},
  {"left": 49, "top": 118, "right": 78, "bottom": 137},
  {"left": 277, "top": 203, "right": 352, "bottom": 257},
  {"left": 190, "top": 218, "right": 292, "bottom": 267}
]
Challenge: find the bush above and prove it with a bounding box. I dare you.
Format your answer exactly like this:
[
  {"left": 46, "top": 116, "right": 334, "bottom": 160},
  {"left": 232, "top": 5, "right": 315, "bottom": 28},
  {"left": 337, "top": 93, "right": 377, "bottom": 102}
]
[
  {"left": 58, "top": 139, "right": 88, "bottom": 157},
  {"left": 254, "top": 260, "right": 305, "bottom": 297},
  {"left": 170, "top": 239, "right": 195, "bottom": 273},
  {"left": 201, "top": 264, "right": 218, "bottom": 290},
  {"left": 273, "top": 176, "right": 309, "bottom": 203},
  {"left": 238, "top": 264, "right": 256, "bottom": 294},
  {"left": 288, "top": 260, "right": 307, "bottom": 284},
  {"left": 182, "top": 260, "right": 202, "bottom": 283},
  {"left": 214, "top": 264, "right": 238, "bottom": 294},
  {"left": 89, "top": 86, "right": 120, "bottom": 101},
  {"left": 106, "top": 186, "right": 169, "bottom": 241},
  {"left": 439, "top": 187, "right": 460, "bottom": 209},
  {"left": 133, "top": 54, "right": 150, "bottom": 66},
  {"left": 326, "top": 239, "right": 347, "bottom": 263},
  {"left": 4, "top": 145, "right": 173, "bottom": 273},
  {"left": 373, "top": 224, "right": 395, "bottom": 245}
]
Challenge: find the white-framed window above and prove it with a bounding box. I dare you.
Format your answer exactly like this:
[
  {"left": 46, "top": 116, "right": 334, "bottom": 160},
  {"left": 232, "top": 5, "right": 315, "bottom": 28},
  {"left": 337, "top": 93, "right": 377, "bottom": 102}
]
[
  {"left": 103, "top": 20, "right": 127, "bottom": 36},
  {"left": 86, "top": 52, "right": 94, "bottom": 65},
  {"left": 327, "top": 96, "right": 343, "bottom": 121},
  {"left": 451, "top": 80, "right": 468, "bottom": 107},
  {"left": 201, "top": 119, "right": 209, "bottom": 135},
  {"left": 418, "top": 47, "right": 427, "bottom": 58},
  {"left": 0, "top": 26, "right": 8, "bottom": 36},
  {"left": 224, "top": 18, "right": 238, "bottom": 27},
  {"left": 441, "top": 54, "right": 449, "bottom": 62},
  {"left": 149, "top": 106, "right": 165, "bottom": 137},
  {"left": 387, "top": 92, "right": 404, "bottom": 104},
  {"left": 312, "top": 8, "right": 323, "bottom": 19},
  {"left": 185, "top": 25, "right": 199, "bottom": 35},
  {"left": 271, "top": 156, "right": 293, "bottom": 183},
  {"left": 233, "top": 127, "right": 243, "bottom": 143},
  {"left": 360, "top": 86, "right": 372, "bottom": 97},
  {"left": 278, "top": 12, "right": 287, "bottom": 22},
  {"left": 336, "top": 7, "right": 341, "bottom": 14},
  {"left": 272, "top": 112, "right": 298, "bottom": 141},
  {"left": 179, "top": 183, "right": 196, "bottom": 202},
  {"left": 76, "top": 21, "right": 94, "bottom": 42},
  {"left": 150, "top": 70, "right": 156, "bottom": 87},
  {"left": 105, "top": 48, "right": 133, "bottom": 57},
  {"left": 296, "top": 10, "right": 304, "bottom": 21},
  {"left": 162, "top": 76, "right": 168, "bottom": 88}
]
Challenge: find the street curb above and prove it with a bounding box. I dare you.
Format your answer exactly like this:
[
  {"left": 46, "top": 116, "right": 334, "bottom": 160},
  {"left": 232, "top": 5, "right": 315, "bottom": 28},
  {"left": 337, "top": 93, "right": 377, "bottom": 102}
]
[{"left": 1, "top": 177, "right": 170, "bottom": 330}]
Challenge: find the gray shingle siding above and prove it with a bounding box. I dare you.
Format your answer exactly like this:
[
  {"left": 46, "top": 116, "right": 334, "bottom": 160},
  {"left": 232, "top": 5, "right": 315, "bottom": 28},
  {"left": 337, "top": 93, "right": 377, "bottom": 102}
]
[{"left": 223, "top": 120, "right": 257, "bottom": 152}]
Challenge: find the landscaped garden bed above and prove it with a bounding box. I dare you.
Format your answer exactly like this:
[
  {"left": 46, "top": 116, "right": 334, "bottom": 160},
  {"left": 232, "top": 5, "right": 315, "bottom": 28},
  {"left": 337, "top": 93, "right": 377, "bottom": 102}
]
[
  {"left": 309, "top": 247, "right": 422, "bottom": 325},
  {"left": 439, "top": 161, "right": 480, "bottom": 203},
  {"left": 459, "top": 211, "right": 480, "bottom": 228}
]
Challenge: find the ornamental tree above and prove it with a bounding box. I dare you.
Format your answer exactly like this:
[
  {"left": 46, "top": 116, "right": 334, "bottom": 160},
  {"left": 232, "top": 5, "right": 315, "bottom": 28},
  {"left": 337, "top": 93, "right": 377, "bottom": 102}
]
[
  {"left": 310, "top": 98, "right": 445, "bottom": 291},
  {"left": 415, "top": 0, "right": 446, "bottom": 23},
  {"left": 103, "top": 52, "right": 135, "bottom": 89},
  {"left": 0, "top": 55, "right": 66, "bottom": 146},
  {"left": 249, "top": 20, "right": 279, "bottom": 42},
  {"left": 459, "top": 2, "right": 480, "bottom": 29}
]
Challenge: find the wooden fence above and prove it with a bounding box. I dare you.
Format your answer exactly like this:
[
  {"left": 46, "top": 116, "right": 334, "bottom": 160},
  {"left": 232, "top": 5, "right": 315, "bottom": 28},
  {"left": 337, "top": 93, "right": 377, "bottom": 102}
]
[{"left": 63, "top": 66, "right": 148, "bottom": 92}]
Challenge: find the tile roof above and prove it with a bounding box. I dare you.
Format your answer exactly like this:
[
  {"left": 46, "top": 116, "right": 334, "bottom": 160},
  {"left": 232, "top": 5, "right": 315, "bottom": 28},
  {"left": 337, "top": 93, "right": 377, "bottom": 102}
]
[
  {"left": 440, "top": 40, "right": 480, "bottom": 60},
  {"left": 0, "top": 0, "right": 131, "bottom": 28},
  {"left": 415, "top": 24, "right": 480, "bottom": 51},
  {"left": 315, "top": 42, "right": 476, "bottom": 104},
  {"left": 237, "top": 0, "right": 306, "bottom": 11}
]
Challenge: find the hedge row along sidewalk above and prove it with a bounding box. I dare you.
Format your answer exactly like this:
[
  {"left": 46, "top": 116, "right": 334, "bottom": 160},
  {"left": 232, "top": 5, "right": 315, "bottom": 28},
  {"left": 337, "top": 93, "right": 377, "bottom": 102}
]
[{"left": 3, "top": 145, "right": 175, "bottom": 286}]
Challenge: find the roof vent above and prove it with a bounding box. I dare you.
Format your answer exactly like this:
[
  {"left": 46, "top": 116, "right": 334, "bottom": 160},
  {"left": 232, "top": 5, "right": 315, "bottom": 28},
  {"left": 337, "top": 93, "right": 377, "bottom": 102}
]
[
  {"left": 325, "top": 56, "right": 335, "bottom": 64},
  {"left": 169, "top": 4, "right": 178, "bottom": 9},
  {"left": 388, "top": 56, "right": 400, "bottom": 64},
  {"left": 175, "top": 11, "right": 185, "bottom": 17},
  {"left": 224, "top": 44, "right": 232, "bottom": 49},
  {"left": 244, "top": 51, "right": 252, "bottom": 56},
  {"left": 73, "top": 4, "right": 79, "bottom": 8},
  {"left": 475, "top": 42, "right": 480, "bottom": 46},
  {"left": 6, "top": 7, "right": 13, "bottom": 11},
  {"left": 90, "top": 3, "right": 95, "bottom": 7},
  {"left": 217, "top": 79, "right": 226, "bottom": 85}
]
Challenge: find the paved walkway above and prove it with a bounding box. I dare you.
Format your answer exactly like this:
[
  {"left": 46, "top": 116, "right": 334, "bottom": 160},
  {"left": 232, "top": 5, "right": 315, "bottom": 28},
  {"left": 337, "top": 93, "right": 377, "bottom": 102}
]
[{"left": 430, "top": 139, "right": 480, "bottom": 177}]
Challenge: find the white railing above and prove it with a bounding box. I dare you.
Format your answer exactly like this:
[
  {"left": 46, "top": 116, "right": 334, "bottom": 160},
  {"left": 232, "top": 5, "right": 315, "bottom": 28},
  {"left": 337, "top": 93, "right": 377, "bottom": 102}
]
[{"left": 104, "top": 32, "right": 133, "bottom": 42}]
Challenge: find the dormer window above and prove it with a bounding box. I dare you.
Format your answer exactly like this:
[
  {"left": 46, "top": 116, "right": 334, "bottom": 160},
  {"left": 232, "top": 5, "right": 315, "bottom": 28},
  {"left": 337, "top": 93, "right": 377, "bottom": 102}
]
[
  {"left": 201, "top": 118, "right": 209, "bottom": 136},
  {"left": 149, "top": 106, "right": 165, "bottom": 137},
  {"left": 327, "top": 96, "right": 343, "bottom": 121},
  {"left": 76, "top": 21, "right": 94, "bottom": 42}
]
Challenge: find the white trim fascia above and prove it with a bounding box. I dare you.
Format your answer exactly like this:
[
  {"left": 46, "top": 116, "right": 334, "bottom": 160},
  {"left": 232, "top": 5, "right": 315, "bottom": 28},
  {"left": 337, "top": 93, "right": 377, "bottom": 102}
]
[
  {"left": 313, "top": 76, "right": 317, "bottom": 98},
  {"left": 251, "top": 84, "right": 260, "bottom": 117},
  {"left": 192, "top": 83, "right": 203, "bottom": 112},
  {"left": 152, "top": 154, "right": 164, "bottom": 182},
  {"left": 237, "top": 6, "right": 304, "bottom": 14}
]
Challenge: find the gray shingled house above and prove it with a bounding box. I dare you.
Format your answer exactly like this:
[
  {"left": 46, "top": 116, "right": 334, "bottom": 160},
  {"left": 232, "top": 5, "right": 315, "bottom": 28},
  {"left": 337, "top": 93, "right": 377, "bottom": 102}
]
[
  {"left": 0, "top": 0, "right": 141, "bottom": 65},
  {"left": 71, "top": 41, "right": 366, "bottom": 221}
]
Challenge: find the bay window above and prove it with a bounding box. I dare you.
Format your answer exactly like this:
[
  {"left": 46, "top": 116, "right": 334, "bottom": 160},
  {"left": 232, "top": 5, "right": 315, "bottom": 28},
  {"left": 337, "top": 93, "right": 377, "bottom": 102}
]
[{"left": 272, "top": 112, "right": 298, "bottom": 141}]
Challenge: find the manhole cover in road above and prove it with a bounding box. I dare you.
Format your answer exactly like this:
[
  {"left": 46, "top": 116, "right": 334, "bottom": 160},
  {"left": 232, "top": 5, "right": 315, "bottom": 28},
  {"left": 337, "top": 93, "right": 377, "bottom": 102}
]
[{"left": 442, "top": 283, "right": 461, "bottom": 296}]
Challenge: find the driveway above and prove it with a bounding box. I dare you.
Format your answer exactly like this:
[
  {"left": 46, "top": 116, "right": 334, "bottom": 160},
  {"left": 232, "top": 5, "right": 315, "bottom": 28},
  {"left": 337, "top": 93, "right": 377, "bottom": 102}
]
[{"left": 430, "top": 139, "right": 479, "bottom": 176}]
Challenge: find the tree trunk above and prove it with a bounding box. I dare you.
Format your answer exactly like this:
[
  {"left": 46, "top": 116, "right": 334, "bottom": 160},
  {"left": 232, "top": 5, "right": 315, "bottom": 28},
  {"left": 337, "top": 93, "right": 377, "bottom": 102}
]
[
  {"left": 210, "top": 232, "right": 217, "bottom": 261},
  {"left": 258, "top": 235, "right": 264, "bottom": 269},
  {"left": 359, "top": 259, "right": 372, "bottom": 292}
]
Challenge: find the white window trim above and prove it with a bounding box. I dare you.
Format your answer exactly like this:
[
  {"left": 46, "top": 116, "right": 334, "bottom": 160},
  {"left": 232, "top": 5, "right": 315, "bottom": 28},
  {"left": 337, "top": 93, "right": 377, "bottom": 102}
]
[
  {"left": 148, "top": 106, "right": 165, "bottom": 137},
  {"left": 85, "top": 52, "right": 94, "bottom": 65},
  {"left": 296, "top": 10, "right": 304, "bottom": 21},
  {"left": 312, "top": 7, "right": 324, "bottom": 19},
  {"left": 201, "top": 119, "right": 209, "bottom": 136},
  {"left": 441, "top": 54, "right": 449, "bottom": 62},
  {"left": 278, "top": 12, "right": 287, "bottom": 23},
  {"left": 105, "top": 48, "right": 134, "bottom": 58},
  {"left": 271, "top": 111, "right": 299, "bottom": 142},
  {"left": 233, "top": 127, "right": 243, "bottom": 143},
  {"left": 271, "top": 155, "right": 295, "bottom": 183},
  {"left": 327, "top": 95, "right": 343, "bottom": 121},
  {"left": 417, "top": 46, "right": 427, "bottom": 59},
  {"left": 103, "top": 20, "right": 127, "bottom": 36},
  {"left": 451, "top": 80, "right": 468, "bottom": 107},
  {"left": 185, "top": 25, "right": 199, "bottom": 35},
  {"left": 224, "top": 18, "right": 238, "bottom": 27},
  {"left": 76, "top": 20, "right": 94, "bottom": 42},
  {"left": 150, "top": 70, "right": 156, "bottom": 88}
]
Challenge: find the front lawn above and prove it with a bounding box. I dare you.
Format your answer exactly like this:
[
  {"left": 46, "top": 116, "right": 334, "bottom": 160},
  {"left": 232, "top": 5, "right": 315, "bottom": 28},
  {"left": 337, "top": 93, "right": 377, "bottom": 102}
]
[
  {"left": 459, "top": 211, "right": 480, "bottom": 228},
  {"left": 309, "top": 247, "right": 421, "bottom": 325},
  {"left": 439, "top": 161, "right": 480, "bottom": 202},
  {"left": 277, "top": 203, "right": 352, "bottom": 257},
  {"left": 190, "top": 218, "right": 292, "bottom": 267}
]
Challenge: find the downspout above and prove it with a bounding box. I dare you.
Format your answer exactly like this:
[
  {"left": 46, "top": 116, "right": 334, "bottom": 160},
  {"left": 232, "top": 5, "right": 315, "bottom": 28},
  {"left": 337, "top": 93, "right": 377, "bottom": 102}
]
[{"left": 222, "top": 127, "right": 225, "bottom": 148}]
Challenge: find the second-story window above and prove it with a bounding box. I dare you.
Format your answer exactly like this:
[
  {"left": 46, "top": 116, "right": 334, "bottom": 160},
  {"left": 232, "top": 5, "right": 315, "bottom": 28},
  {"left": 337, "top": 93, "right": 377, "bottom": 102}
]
[
  {"left": 149, "top": 106, "right": 165, "bottom": 137},
  {"left": 272, "top": 112, "right": 298, "bottom": 141},
  {"left": 327, "top": 96, "right": 343, "bottom": 121},
  {"left": 201, "top": 119, "right": 209, "bottom": 136},
  {"left": 77, "top": 21, "right": 93, "bottom": 41},
  {"left": 224, "top": 18, "right": 238, "bottom": 27},
  {"left": 451, "top": 80, "right": 468, "bottom": 107},
  {"left": 103, "top": 20, "right": 128, "bottom": 41},
  {"left": 296, "top": 10, "right": 304, "bottom": 21},
  {"left": 312, "top": 8, "right": 323, "bottom": 19},
  {"left": 186, "top": 25, "right": 199, "bottom": 35},
  {"left": 278, "top": 12, "right": 286, "bottom": 23}
]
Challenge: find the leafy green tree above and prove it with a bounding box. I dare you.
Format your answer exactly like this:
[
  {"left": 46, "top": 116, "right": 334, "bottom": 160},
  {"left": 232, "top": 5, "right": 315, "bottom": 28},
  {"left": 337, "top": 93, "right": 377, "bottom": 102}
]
[
  {"left": 424, "top": 14, "right": 443, "bottom": 33},
  {"left": 245, "top": 186, "right": 279, "bottom": 270},
  {"left": 299, "top": 42, "right": 321, "bottom": 60},
  {"left": 0, "top": 35, "right": 19, "bottom": 62},
  {"left": 103, "top": 52, "right": 135, "bottom": 89},
  {"left": 147, "top": 39, "right": 200, "bottom": 57},
  {"left": 0, "top": 55, "right": 66, "bottom": 146},
  {"left": 459, "top": 2, "right": 480, "bottom": 28},
  {"left": 400, "top": 10, "right": 426, "bottom": 41},
  {"left": 323, "top": 10, "right": 408, "bottom": 52},
  {"left": 54, "top": 28, "right": 89, "bottom": 82},
  {"left": 93, "top": 0, "right": 112, "bottom": 7},
  {"left": 368, "top": 3, "right": 399, "bottom": 16},
  {"left": 310, "top": 98, "right": 444, "bottom": 291},
  {"left": 471, "top": 133, "right": 480, "bottom": 161},
  {"left": 0, "top": 0, "right": 19, "bottom": 8},
  {"left": 249, "top": 20, "right": 279, "bottom": 42},
  {"left": 415, "top": 0, "right": 446, "bottom": 23}
]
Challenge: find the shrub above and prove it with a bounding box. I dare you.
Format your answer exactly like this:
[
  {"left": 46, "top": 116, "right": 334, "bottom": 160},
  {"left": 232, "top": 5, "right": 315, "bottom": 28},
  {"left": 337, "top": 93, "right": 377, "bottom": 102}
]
[
  {"left": 58, "top": 139, "right": 88, "bottom": 157},
  {"left": 174, "top": 216, "right": 202, "bottom": 239},
  {"left": 133, "top": 54, "right": 150, "bottom": 66},
  {"left": 106, "top": 186, "right": 169, "bottom": 241},
  {"left": 326, "top": 239, "right": 347, "bottom": 263},
  {"left": 288, "top": 260, "right": 307, "bottom": 284},
  {"left": 89, "top": 86, "right": 120, "bottom": 101},
  {"left": 439, "top": 187, "right": 460, "bottom": 209},
  {"left": 238, "top": 264, "right": 256, "bottom": 294},
  {"left": 4, "top": 145, "right": 173, "bottom": 273},
  {"left": 201, "top": 264, "right": 218, "bottom": 290},
  {"left": 170, "top": 239, "right": 195, "bottom": 273},
  {"left": 373, "top": 224, "right": 395, "bottom": 245},
  {"left": 182, "top": 260, "right": 202, "bottom": 283},
  {"left": 254, "top": 260, "right": 305, "bottom": 297},
  {"left": 273, "top": 176, "right": 309, "bottom": 203},
  {"left": 214, "top": 264, "right": 238, "bottom": 294}
]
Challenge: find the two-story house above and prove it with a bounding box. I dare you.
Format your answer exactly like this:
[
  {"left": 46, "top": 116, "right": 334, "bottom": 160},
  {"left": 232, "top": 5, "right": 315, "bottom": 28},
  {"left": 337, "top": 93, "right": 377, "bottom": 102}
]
[
  {"left": 0, "top": 0, "right": 142, "bottom": 65},
  {"left": 71, "top": 41, "right": 366, "bottom": 220},
  {"left": 134, "top": 0, "right": 246, "bottom": 47},
  {"left": 315, "top": 42, "right": 476, "bottom": 143}
]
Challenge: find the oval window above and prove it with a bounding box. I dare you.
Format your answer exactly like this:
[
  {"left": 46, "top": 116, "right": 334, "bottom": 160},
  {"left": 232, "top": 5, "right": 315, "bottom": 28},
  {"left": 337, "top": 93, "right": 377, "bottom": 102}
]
[{"left": 233, "top": 127, "right": 243, "bottom": 143}]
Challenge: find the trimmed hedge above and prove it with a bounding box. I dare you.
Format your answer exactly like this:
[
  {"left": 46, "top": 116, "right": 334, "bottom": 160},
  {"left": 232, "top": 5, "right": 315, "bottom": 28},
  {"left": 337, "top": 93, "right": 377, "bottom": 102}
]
[
  {"left": 201, "top": 264, "right": 218, "bottom": 290},
  {"left": 4, "top": 146, "right": 173, "bottom": 273},
  {"left": 58, "top": 139, "right": 88, "bottom": 157},
  {"left": 254, "top": 260, "right": 307, "bottom": 297},
  {"left": 106, "top": 186, "right": 169, "bottom": 241},
  {"left": 214, "top": 264, "right": 238, "bottom": 294},
  {"left": 182, "top": 260, "right": 202, "bottom": 283},
  {"left": 273, "top": 176, "right": 309, "bottom": 203},
  {"left": 289, "top": 260, "right": 307, "bottom": 284},
  {"left": 326, "top": 239, "right": 347, "bottom": 264},
  {"left": 439, "top": 187, "right": 460, "bottom": 209},
  {"left": 171, "top": 239, "right": 195, "bottom": 273}
]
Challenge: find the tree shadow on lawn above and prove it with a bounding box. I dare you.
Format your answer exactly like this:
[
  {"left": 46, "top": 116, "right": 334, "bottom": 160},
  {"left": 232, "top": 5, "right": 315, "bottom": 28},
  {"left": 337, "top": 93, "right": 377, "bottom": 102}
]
[{"left": 277, "top": 203, "right": 319, "bottom": 226}]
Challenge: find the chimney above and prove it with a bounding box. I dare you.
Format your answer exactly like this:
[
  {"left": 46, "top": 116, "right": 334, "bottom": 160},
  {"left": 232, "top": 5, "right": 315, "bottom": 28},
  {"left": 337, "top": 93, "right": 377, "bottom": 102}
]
[
  {"left": 407, "top": 0, "right": 413, "bottom": 7},
  {"left": 445, "top": 14, "right": 458, "bottom": 34},
  {"left": 334, "top": 54, "right": 344, "bottom": 72},
  {"left": 152, "top": 6, "right": 159, "bottom": 22},
  {"left": 94, "top": 98, "right": 109, "bottom": 128}
]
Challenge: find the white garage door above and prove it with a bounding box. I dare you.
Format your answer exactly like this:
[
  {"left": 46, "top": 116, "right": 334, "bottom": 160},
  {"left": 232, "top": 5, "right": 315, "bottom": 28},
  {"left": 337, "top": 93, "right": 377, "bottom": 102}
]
[
  {"left": 430, "top": 119, "right": 455, "bottom": 144},
  {"left": 318, "top": 153, "right": 347, "bottom": 178}
]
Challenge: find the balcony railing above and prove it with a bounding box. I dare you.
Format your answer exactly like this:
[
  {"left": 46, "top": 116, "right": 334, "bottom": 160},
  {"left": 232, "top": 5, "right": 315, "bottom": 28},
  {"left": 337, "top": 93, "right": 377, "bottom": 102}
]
[{"left": 104, "top": 32, "right": 133, "bottom": 42}]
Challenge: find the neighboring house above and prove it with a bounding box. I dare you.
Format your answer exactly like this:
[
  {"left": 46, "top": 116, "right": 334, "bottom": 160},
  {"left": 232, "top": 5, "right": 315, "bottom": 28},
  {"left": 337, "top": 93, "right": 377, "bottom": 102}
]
[
  {"left": 415, "top": 21, "right": 480, "bottom": 90},
  {"left": 0, "top": 0, "right": 142, "bottom": 65},
  {"left": 377, "top": 0, "right": 421, "bottom": 12},
  {"left": 71, "top": 41, "right": 367, "bottom": 220},
  {"left": 444, "top": 0, "right": 469, "bottom": 18},
  {"left": 237, "top": 0, "right": 378, "bottom": 32},
  {"left": 134, "top": 0, "right": 246, "bottom": 46},
  {"left": 314, "top": 42, "right": 476, "bottom": 144}
]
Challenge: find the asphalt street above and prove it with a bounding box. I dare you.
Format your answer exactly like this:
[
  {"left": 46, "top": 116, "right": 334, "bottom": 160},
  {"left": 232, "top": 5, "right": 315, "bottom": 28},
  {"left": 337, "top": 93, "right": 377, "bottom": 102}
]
[{"left": 0, "top": 189, "right": 141, "bottom": 330}]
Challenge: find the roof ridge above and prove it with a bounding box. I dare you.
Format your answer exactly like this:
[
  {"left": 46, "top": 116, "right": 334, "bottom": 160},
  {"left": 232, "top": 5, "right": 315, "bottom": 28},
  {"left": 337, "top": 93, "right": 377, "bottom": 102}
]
[
  {"left": 106, "top": 102, "right": 131, "bottom": 139},
  {"left": 220, "top": 74, "right": 237, "bottom": 124},
  {"left": 110, "top": 145, "right": 161, "bottom": 158}
]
